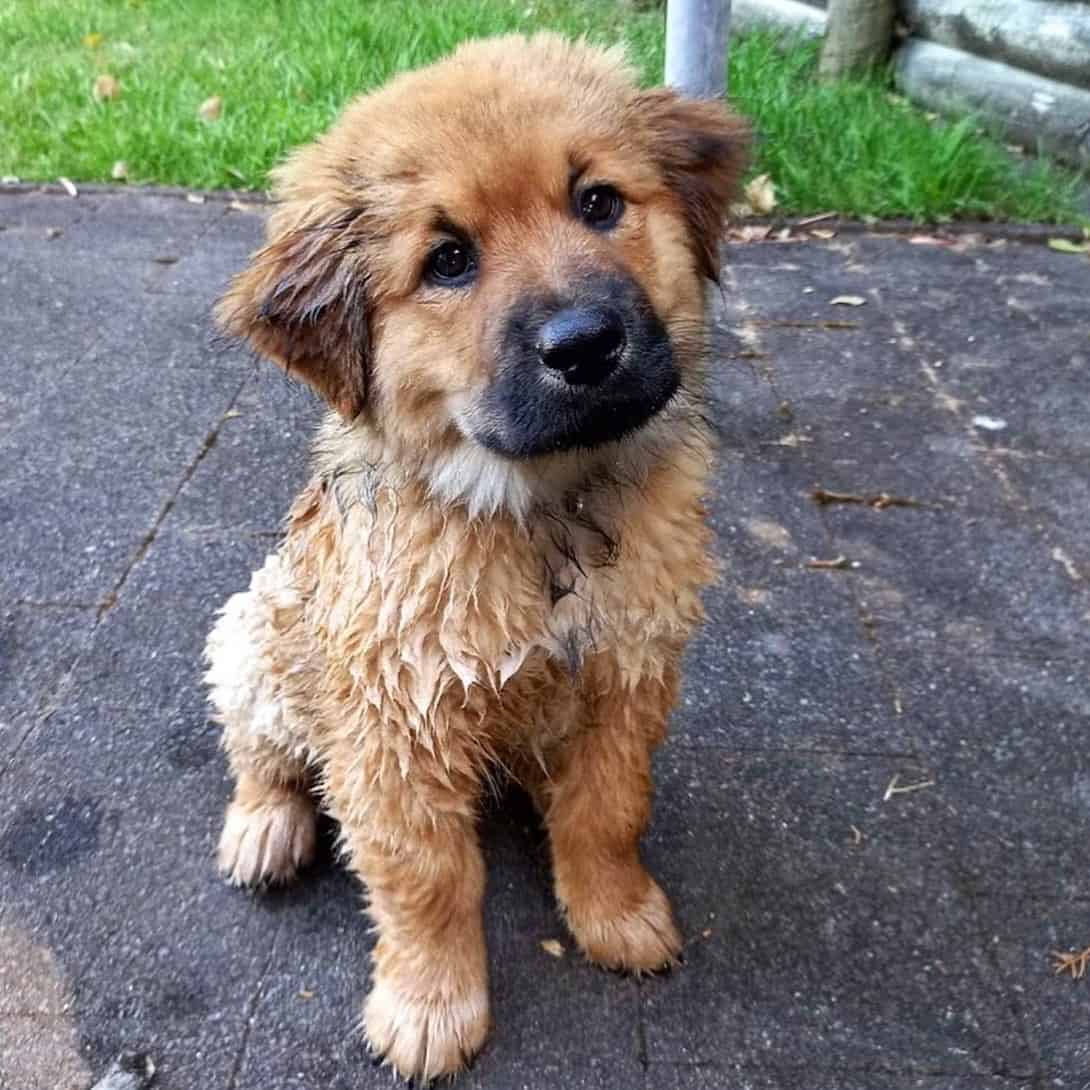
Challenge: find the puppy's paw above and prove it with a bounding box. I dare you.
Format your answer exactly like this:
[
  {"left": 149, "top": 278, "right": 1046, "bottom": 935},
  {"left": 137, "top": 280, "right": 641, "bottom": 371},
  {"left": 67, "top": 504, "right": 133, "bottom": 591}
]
[
  {"left": 569, "top": 878, "right": 682, "bottom": 974},
  {"left": 364, "top": 975, "right": 489, "bottom": 1083},
  {"left": 217, "top": 790, "right": 317, "bottom": 887}
]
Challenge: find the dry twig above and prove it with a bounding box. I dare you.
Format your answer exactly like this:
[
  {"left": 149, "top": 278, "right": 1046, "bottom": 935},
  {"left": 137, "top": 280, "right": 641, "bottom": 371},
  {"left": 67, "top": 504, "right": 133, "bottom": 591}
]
[{"left": 1053, "top": 947, "right": 1090, "bottom": 980}]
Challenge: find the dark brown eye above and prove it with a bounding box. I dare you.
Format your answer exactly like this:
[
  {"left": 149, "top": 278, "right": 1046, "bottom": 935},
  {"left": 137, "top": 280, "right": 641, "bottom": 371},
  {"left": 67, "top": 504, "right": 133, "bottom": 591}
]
[
  {"left": 427, "top": 240, "right": 476, "bottom": 285},
  {"left": 577, "top": 185, "right": 624, "bottom": 230}
]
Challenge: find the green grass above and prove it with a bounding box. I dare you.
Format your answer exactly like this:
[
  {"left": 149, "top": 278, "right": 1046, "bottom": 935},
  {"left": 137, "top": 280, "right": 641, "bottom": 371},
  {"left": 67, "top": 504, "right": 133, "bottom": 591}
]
[{"left": 2, "top": 0, "right": 1085, "bottom": 222}]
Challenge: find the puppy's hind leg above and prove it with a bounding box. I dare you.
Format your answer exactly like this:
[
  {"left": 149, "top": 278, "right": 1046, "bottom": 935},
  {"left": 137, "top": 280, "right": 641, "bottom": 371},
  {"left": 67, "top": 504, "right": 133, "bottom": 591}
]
[{"left": 205, "top": 555, "right": 318, "bottom": 888}]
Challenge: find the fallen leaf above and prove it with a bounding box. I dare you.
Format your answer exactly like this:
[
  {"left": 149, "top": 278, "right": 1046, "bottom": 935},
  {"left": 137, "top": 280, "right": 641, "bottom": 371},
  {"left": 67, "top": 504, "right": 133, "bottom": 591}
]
[
  {"left": 1048, "top": 238, "right": 1090, "bottom": 255},
  {"left": 728, "top": 224, "right": 772, "bottom": 243},
  {"left": 224, "top": 409, "right": 242, "bottom": 420},
  {"left": 744, "top": 173, "right": 777, "bottom": 215},
  {"left": 811, "top": 488, "right": 926, "bottom": 510},
  {"left": 198, "top": 95, "right": 223, "bottom": 122},
  {"left": 540, "top": 939, "right": 565, "bottom": 958},
  {"left": 1052, "top": 546, "right": 1082, "bottom": 583},
  {"left": 58, "top": 176, "right": 78, "bottom": 197},
  {"left": 830, "top": 295, "right": 866, "bottom": 307},
  {"left": 298, "top": 989, "right": 315, "bottom": 1000},
  {"left": 810, "top": 228, "right": 836, "bottom": 240},
  {"left": 111, "top": 159, "right": 129, "bottom": 181},
  {"left": 805, "top": 556, "right": 851, "bottom": 571},
  {"left": 93, "top": 74, "right": 121, "bottom": 102},
  {"left": 82, "top": 31, "right": 104, "bottom": 49}
]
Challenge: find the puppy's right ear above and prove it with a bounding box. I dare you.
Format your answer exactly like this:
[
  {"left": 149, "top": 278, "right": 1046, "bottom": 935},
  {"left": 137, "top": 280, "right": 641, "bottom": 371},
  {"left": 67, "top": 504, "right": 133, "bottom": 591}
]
[{"left": 216, "top": 206, "right": 370, "bottom": 420}]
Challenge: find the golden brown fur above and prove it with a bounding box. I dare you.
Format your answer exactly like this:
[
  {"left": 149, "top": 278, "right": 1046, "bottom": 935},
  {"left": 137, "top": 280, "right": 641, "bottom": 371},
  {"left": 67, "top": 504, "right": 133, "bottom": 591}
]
[{"left": 205, "top": 33, "right": 747, "bottom": 1081}]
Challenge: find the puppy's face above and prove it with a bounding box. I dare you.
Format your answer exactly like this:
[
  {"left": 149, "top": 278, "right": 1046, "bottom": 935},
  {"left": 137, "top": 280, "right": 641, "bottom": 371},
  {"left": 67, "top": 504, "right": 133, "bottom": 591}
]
[{"left": 219, "top": 34, "right": 747, "bottom": 471}]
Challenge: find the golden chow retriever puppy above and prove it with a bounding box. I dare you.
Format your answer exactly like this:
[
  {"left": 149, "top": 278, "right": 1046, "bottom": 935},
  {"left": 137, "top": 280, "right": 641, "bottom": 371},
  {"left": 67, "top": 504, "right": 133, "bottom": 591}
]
[{"left": 205, "top": 33, "right": 747, "bottom": 1081}]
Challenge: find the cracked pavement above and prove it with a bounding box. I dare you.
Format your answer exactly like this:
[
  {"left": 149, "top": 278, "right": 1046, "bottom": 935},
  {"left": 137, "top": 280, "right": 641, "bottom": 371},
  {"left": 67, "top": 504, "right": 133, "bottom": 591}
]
[{"left": 1, "top": 187, "right": 1089, "bottom": 1090}]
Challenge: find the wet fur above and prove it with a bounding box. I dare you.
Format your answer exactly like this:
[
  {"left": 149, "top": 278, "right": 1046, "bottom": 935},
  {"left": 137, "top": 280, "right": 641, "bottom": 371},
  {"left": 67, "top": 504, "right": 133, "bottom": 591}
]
[{"left": 205, "top": 33, "right": 747, "bottom": 1082}]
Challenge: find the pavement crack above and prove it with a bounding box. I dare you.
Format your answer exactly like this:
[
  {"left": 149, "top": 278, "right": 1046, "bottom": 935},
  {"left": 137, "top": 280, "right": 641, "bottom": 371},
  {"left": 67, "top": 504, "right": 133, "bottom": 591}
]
[
  {"left": 96, "top": 370, "right": 251, "bottom": 622},
  {"left": 0, "top": 372, "right": 251, "bottom": 783},
  {"left": 225, "top": 915, "right": 286, "bottom": 1090},
  {"left": 142, "top": 201, "right": 229, "bottom": 294},
  {"left": 634, "top": 977, "right": 649, "bottom": 1072}
]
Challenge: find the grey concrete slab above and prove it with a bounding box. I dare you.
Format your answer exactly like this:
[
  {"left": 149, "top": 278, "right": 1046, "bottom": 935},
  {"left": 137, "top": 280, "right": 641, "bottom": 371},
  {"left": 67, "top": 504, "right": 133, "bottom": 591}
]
[
  {"left": 648, "top": 1067, "right": 1034, "bottom": 1089},
  {"left": 67, "top": 527, "right": 273, "bottom": 716},
  {"left": 975, "top": 897, "right": 1090, "bottom": 1085},
  {"left": 2, "top": 190, "right": 1089, "bottom": 1090},
  {"left": 2, "top": 290, "right": 250, "bottom": 603},
  {"left": 998, "top": 448, "right": 1090, "bottom": 576},
  {"left": 821, "top": 506, "right": 1088, "bottom": 698},
  {"left": 143, "top": 204, "right": 262, "bottom": 299},
  {"left": 48, "top": 191, "right": 229, "bottom": 264},
  {"left": 0, "top": 605, "right": 96, "bottom": 759},
  {"left": 800, "top": 393, "right": 1010, "bottom": 513},
  {"left": 169, "top": 368, "right": 321, "bottom": 536},
  {"left": 641, "top": 747, "right": 1035, "bottom": 1080}
]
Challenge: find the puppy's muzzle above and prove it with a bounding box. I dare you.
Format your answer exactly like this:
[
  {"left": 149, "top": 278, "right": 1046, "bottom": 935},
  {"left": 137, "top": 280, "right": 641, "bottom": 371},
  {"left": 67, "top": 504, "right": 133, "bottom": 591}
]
[
  {"left": 463, "top": 273, "right": 678, "bottom": 459},
  {"left": 537, "top": 305, "right": 627, "bottom": 387}
]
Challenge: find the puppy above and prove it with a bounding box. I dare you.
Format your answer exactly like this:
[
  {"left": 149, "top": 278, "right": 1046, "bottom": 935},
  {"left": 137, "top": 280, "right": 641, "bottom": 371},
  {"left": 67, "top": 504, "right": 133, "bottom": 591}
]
[{"left": 205, "top": 33, "right": 747, "bottom": 1081}]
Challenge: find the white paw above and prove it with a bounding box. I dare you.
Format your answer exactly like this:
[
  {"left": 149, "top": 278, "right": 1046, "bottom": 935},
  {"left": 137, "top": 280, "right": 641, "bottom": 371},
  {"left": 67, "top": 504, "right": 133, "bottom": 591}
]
[
  {"left": 364, "top": 974, "right": 489, "bottom": 1082},
  {"left": 217, "top": 792, "right": 317, "bottom": 887}
]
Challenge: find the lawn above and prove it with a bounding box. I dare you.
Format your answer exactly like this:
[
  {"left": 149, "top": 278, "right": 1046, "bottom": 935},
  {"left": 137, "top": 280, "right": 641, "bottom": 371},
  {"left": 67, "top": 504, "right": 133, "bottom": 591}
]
[{"left": 1, "top": 0, "right": 1085, "bottom": 223}]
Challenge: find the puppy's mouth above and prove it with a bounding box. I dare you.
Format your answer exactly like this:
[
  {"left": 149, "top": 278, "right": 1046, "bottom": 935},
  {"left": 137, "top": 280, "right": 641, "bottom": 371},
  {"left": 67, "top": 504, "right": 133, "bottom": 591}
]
[{"left": 462, "top": 276, "right": 679, "bottom": 459}]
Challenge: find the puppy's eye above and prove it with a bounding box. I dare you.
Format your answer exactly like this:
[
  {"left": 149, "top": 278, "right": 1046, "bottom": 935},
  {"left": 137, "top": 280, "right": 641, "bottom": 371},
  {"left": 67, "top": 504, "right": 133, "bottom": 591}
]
[
  {"left": 427, "top": 240, "right": 477, "bottom": 286},
  {"left": 576, "top": 185, "right": 624, "bottom": 231}
]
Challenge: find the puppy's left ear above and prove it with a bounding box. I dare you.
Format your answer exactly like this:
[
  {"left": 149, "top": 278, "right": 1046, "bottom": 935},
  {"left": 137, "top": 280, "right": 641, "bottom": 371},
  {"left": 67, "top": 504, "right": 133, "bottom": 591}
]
[
  {"left": 637, "top": 88, "right": 750, "bottom": 283},
  {"left": 216, "top": 206, "right": 370, "bottom": 420}
]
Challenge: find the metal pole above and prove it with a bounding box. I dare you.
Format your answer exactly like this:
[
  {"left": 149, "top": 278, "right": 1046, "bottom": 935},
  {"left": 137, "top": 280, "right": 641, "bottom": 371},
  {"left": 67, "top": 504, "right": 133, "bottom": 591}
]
[{"left": 664, "top": 0, "right": 732, "bottom": 98}]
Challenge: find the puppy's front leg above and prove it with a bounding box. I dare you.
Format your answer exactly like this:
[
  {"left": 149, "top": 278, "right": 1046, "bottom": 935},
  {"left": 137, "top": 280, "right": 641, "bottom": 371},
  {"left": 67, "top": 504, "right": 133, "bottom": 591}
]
[
  {"left": 325, "top": 743, "right": 489, "bottom": 1082},
  {"left": 546, "top": 662, "right": 683, "bottom": 973}
]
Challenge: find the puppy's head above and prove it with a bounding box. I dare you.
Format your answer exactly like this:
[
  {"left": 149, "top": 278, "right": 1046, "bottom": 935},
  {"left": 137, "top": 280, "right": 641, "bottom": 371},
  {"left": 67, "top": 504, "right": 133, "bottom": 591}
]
[{"left": 219, "top": 34, "right": 747, "bottom": 477}]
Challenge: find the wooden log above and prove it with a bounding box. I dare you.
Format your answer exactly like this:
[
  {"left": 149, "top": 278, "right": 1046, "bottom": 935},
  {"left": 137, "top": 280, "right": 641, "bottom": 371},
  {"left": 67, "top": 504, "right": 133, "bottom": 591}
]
[
  {"left": 901, "top": 0, "right": 1090, "bottom": 92},
  {"left": 895, "top": 39, "right": 1090, "bottom": 167},
  {"left": 819, "top": 0, "right": 896, "bottom": 78},
  {"left": 732, "top": 0, "right": 826, "bottom": 38}
]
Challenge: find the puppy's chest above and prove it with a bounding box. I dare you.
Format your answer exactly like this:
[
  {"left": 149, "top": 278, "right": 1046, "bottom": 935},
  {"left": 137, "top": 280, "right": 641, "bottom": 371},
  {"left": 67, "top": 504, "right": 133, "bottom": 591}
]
[
  {"left": 514, "top": 499, "right": 622, "bottom": 678},
  {"left": 497, "top": 493, "right": 706, "bottom": 686}
]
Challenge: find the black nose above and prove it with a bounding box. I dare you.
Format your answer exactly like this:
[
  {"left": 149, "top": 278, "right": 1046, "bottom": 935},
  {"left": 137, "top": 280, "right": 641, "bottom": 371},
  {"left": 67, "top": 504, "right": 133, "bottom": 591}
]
[{"left": 536, "top": 306, "right": 626, "bottom": 386}]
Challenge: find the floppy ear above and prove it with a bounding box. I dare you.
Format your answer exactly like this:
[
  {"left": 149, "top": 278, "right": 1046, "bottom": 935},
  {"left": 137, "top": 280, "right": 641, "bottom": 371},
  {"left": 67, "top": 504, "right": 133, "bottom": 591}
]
[
  {"left": 216, "top": 206, "right": 370, "bottom": 419},
  {"left": 637, "top": 89, "right": 750, "bottom": 283}
]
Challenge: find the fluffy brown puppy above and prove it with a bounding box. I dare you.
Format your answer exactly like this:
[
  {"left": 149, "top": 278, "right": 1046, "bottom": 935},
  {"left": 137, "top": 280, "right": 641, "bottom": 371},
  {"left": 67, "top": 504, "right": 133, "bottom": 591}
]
[{"left": 206, "top": 33, "right": 747, "bottom": 1082}]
